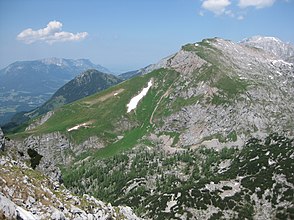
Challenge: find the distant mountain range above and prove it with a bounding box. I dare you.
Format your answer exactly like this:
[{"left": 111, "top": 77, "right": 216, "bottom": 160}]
[{"left": 0, "top": 58, "right": 111, "bottom": 125}]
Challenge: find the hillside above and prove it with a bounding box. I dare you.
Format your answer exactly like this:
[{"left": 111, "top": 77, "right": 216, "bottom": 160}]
[
  {"left": 3, "top": 69, "right": 122, "bottom": 131},
  {"left": 5, "top": 37, "right": 294, "bottom": 219},
  {"left": 12, "top": 38, "right": 294, "bottom": 148},
  {"left": 0, "top": 131, "right": 139, "bottom": 220},
  {"left": 64, "top": 133, "right": 293, "bottom": 219},
  {"left": 0, "top": 58, "right": 111, "bottom": 125}
]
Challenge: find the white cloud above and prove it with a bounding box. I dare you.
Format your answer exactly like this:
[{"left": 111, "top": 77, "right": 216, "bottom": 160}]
[
  {"left": 17, "top": 21, "right": 88, "bottom": 44},
  {"left": 238, "top": 0, "right": 276, "bottom": 8},
  {"left": 201, "top": 0, "right": 231, "bottom": 15},
  {"left": 237, "top": 15, "right": 245, "bottom": 20}
]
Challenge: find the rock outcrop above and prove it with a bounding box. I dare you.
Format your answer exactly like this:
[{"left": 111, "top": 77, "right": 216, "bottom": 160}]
[
  {"left": 155, "top": 38, "right": 294, "bottom": 148},
  {"left": 25, "top": 111, "right": 54, "bottom": 131},
  {"left": 15, "top": 132, "right": 71, "bottom": 181},
  {"left": 0, "top": 155, "right": 140, "bottom": 220},
  {"left": 0, "top": 128, "right": 4, "bottom": 151}
]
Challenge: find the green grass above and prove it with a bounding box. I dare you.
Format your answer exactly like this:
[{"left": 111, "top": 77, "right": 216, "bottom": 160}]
[
  {"left": 93, "top": 126, "right": 148, "bottom": 159},
  {"left": 202, "top": 133, "right": 227, "bottom": 143},
  {"left": 227, "top": 130, "right": 237, "bottom": 142},
  {"left": 211, "top": 94, "right": 229, "bottom": 105},
  {"left": 10, "top": 68, "right": 179, "bottom": 160},
  {"left": 214, "top": 75, "right": 248, "bottom": 98}
]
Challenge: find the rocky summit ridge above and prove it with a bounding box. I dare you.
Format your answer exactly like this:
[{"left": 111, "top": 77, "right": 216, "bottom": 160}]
[{"left": 157, "top": 37, "right": 294, "bottom": 148}]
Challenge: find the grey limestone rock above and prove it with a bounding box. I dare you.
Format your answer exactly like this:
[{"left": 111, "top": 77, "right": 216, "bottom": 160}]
[
  {"left": 0, "top": 128, "right": 4, "bottom": 151},
  {"left": 157, "top": 38, "right": 294, "bottom": 149},
  {"left": 0, "top": 194, "right": 16, "bottom": 219},
  {"left": 0, "top": 155, "right": 141, "bottom": 220},
  {"left": 25, "top": 111, "right": 54, "bottom": 131}
]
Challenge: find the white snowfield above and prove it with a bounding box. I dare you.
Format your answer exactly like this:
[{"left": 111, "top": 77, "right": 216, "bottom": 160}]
[
  {"left": 127, "top": 80, "right": 152, "bottom": 113},
  {"left": 67, "top": 122, "right": 91, "bottom": 132}
]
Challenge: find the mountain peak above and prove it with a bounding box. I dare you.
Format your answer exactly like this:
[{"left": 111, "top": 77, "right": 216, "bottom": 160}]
[
  {"left": 40, "top": 57, "right": 96, "bottom": 67},
  {"left": 240, "top": 36, "right": 294, "bottom": 63},
  {"left": 240, "top": 35, "right": 282, "bottom": 44}
]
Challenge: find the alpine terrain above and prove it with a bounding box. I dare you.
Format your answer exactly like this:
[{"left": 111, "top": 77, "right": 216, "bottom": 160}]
[
  {"left": 0, "top": 58, "right": 111, "bottom": 125},
  {"left": 1, "top": 36, "right": 294, "bottom": 219},
  {"left": 3, "top": 69, "right": 122, "bottom": 132}
]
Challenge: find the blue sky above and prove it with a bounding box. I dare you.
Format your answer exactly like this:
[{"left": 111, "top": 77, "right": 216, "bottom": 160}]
[{"left": 0, "top": 0, "right": 293, "bottom": 73}]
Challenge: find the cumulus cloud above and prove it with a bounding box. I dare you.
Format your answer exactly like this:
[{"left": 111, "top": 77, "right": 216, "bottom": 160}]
[
  {"left": 238, "top": 0, "right": 276, "bottom": 8},
  {"left": 200, "top": 0, "right": 279, "bottom": 19},
  {"left": 201, "top": 0, "right": 231, "bottom": 15},
  {"left": 17, "top": 21, "right": 88, "bottom": 44}
]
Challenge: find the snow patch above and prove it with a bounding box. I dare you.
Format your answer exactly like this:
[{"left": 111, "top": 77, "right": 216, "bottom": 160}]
[
  {"left": 67, "top": 122, "right": 92, "bottom": 132},
  {"left": 127, "top": 80, "right": 152, "bottom": 113}
]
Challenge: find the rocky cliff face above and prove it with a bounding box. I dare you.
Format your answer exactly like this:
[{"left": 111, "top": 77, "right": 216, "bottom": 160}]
[
  {"left": 152, "top": 38, "right": 294, "bottom": 148},
  {"left": 11, "top": 131, "right": 104, "bottom": 181},
  {"left": 0, "top": 129, "right": 140, "bottom": 220},
  {"left": 0, "top": 155, "right": 140, "bottom": 220}
]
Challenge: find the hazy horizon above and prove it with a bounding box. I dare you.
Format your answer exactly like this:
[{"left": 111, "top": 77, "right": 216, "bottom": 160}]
[{"left": 1, "top": 0, "right": 293, "bottom": 73}]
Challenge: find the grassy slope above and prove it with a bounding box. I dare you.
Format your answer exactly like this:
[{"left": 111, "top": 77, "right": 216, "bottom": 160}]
[
  {"left": 9, "top": 68, "right": 179, "bottom": 158},
  {"left": 9, "top": 38, "right": 250, "bottom": 151}
]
